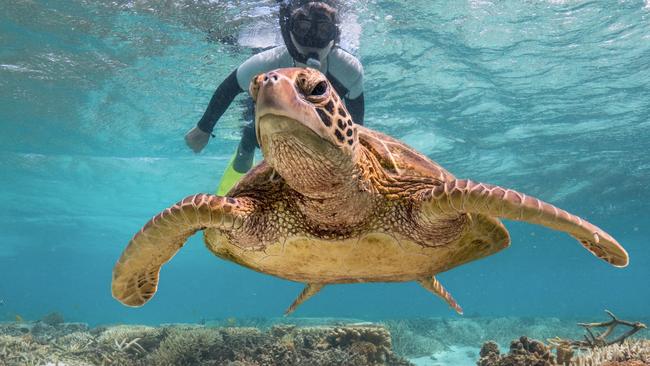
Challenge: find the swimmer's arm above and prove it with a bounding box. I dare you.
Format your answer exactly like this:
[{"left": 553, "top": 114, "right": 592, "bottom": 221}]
[
  {"left": 196, "top": 69, "right": 244, "bottom": 134},
  {"left": 329, "top": 48, "right": 365, "bottom": 125},
  {"left": 196, "top": 47, "right": 287, "bottom": 134}
]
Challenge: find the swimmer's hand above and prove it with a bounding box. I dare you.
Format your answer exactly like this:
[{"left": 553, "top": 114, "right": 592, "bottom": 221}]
[{"left": 185, "top": 126, "right": 210, "bottom": 153}]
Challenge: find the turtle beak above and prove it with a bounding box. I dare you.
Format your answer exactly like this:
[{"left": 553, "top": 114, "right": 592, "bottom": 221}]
[
  {"left": 252, "top": 71, "right": 305, "bottom": 117},
  {"left": 249, "top": 74, "right": 261, "bottom": 102},
  {"left": 252, "top": 69, "right": 320, "bottom": 148}
]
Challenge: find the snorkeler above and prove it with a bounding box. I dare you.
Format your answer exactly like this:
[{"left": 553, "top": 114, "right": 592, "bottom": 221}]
[{"left": 184, "top": 0, "right": 365, "bottom": 194}]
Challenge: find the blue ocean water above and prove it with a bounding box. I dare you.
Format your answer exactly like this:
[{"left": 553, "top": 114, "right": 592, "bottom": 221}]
[{"left": 1, "top": 0, "right": 649, "bottom": 327}]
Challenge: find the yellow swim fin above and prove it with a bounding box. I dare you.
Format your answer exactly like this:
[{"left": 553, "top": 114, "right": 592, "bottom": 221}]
[{"left": 216, "top": 153, "right": 250, "bottom": 195}]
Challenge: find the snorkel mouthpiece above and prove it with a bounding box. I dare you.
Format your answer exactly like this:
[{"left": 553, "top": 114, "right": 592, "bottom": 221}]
[{"left": 305, "top": 53, "right": 321, "bottom": 69}]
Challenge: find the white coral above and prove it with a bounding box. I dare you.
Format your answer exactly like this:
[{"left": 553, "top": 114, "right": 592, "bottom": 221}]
[{"left": 570, "top": 339, "right": 650, "bottom": 365}]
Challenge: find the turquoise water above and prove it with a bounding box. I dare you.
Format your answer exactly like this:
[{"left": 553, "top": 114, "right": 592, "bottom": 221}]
[{"left": 1, "top": 0, "right": 649, "bottom": 327}]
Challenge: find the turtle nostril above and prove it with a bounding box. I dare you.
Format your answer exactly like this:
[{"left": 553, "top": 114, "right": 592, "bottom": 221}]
[{"left": 263, "top": 72, "right": 280, "bottom": 84}]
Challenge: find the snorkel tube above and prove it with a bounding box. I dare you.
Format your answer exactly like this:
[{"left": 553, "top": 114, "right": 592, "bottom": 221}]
[{"left": 278, "top": 0, "right": 311, "bottom": 65}]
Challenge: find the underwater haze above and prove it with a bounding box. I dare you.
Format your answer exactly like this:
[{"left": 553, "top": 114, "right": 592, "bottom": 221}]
[{"left": 1, "top": 0, "right": 649, "bottom": 328}]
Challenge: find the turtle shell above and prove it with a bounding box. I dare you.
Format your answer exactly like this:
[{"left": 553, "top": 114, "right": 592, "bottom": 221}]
[
  {"left": 210, "top": 125, "right": 511, "bottom": 284},
  {"left": 357, "top": 126, "right": 455, "bottom": 182}
]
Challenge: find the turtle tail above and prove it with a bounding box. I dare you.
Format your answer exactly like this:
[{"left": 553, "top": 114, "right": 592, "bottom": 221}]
[
  {"left": 112, "top": 194, "right": 251, "bottom": 307},
  {"left": 422, "top": 179, "right": 628, "bottom": 267}
]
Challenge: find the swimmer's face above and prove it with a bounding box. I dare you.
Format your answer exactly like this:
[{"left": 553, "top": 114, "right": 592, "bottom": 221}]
[{"left": 289, "top": 3, "right": 338, "bottom": 49}]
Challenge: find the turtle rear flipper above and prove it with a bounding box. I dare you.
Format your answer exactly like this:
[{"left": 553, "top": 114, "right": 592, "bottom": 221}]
[
  {"left": 112, "top": 194, "right": 253, "bottom": 307},
  {"left": 418, "top": 276, "right": 463, "bottom": 315},
  {"left": 284, "top": 283, "right": 324, "bottom": 315},
  {"left": 418, "top": 179, "right": 629, "bottom": 267}
]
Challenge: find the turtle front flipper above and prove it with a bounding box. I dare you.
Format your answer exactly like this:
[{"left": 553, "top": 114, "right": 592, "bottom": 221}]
[
  {"left": 112, "top": 194, "right": 253, "bottom": 307},
  {"left": 418, "top": 179, "right": 629, "bottom": 267}
]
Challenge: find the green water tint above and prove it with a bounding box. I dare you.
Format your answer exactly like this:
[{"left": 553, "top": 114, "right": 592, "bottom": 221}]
[{"left": 1, "top": 0, "right": 649, "bottom": 325}]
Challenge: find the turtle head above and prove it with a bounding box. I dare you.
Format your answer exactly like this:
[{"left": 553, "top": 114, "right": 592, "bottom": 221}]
[{"left": 251, "top": 67, "right": 359, "bottom": 197}]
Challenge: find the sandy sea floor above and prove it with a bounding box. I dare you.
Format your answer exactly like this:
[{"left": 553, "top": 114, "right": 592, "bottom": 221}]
[{"left": 409, "top": 345, "right": 479, "bottom": 366}]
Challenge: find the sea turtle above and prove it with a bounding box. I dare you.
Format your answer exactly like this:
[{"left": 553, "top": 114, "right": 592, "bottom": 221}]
[{"left": 112, "top": 68, "right": 629, "bottom": 315}]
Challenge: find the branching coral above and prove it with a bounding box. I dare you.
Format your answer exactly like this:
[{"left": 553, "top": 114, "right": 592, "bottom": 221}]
[
  {"left": 149, "top": 327, "right": 222, "bottom": 365},
  {"left": 546, "top": 311, "right": 648, "bottom": 366},
  {"left": 570, "top": 339, "right": 650, "bottom": 366},
  {"left": 549, "top": 311, "right": 647, "bottom": 351},
  {"left": 0, "top": 334, "right": 52, "bottom": 366},
  {"left": 475, "top": 312, "right": 649, "bottom": 366}
]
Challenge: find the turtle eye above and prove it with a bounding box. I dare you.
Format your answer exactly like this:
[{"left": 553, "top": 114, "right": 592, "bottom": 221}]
[{"left": 310, "top": 81, "right": 328, "bottom": 96}]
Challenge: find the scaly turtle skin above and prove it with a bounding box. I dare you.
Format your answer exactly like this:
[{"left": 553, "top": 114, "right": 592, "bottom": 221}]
[{"left": 112, "top": 68, "right": 629, "bottom": 315}]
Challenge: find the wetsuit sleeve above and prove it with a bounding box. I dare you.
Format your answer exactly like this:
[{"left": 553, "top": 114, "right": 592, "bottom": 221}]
[
  {"left": 345, "top": 93, "right": 364, "bottom": 126},
  {"left": 197, "top": 69, "right": 243, "bottom": 133},
  {"left": 328, "top": 48, "right": 364, "bottom": 98},
  {"left": 345, "top": 66, "right": 363, "bottom": 100},
  {"left": 327, "top": 48, "right": 365, "bottom": 124},
  {"left": 236, "top": 46, "right": 292, "bottom": 91}
]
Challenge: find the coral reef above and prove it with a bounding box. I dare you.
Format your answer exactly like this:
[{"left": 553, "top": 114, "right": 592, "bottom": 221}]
[
  {"left": 1, "top": 315, "right": 647, "bottom": 365},
  {"left": 0, "top": 334, "right": 53, "bottom": 366},
  {"left": 546, "top": 311, "right": 649, "bottom": 366},
  {"left": 0, "top": 321, "right": 411, "bottom": 366},
  {"left": 549, "top": 311, "right": 647, "bottom": 350},
  {"left": 474, "top": 312, "right": 649, "bottom": 366},
  {"left": 382, "top": 317, "right": 588, "bottom": 358},
  {"left": 477, "top": 336, "right": 556, "bottom": 366},
  {"left": 475, "top": 338, "right": 650, "bottom": 366},
  {"left": 571, "top": 339, "right": 650, "bottom": 366},
  {"left": 380, "top": 312, "right": 650, "bottom": 365},
  {"left": 478, "top": 341, "right": 501, "bottom": 366}
]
